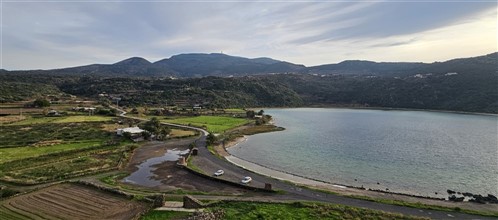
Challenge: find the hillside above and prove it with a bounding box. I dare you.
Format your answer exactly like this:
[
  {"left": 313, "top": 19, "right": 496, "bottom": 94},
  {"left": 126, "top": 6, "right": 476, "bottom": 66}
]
[{"left": 1, "top": 52, "right": 496, "bottom": 113}]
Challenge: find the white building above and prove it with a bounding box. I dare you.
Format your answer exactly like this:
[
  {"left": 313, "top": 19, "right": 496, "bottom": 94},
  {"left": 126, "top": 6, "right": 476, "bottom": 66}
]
[{"left": 116, "top": 127, "right": 145, "bottom": 136}]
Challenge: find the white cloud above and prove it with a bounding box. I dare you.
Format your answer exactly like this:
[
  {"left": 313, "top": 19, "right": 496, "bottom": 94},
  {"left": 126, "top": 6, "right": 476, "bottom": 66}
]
[{"left": 1, "top": 1, "right": 496, "bottom": 70}]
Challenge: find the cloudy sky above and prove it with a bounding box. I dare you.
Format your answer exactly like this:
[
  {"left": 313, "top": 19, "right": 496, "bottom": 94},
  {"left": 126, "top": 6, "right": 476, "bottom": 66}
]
[{"left": 1, "top": 0, "right": 496, "bottom": 70}]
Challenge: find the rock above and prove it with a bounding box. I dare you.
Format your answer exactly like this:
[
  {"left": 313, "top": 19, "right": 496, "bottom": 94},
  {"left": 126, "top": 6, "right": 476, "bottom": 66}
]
[
  {"left": 448, "top": 195, "right": 464, "bottom": 202},
  {"left": 447, "top": 189, "right": 456, "bottom": 194},
  {"left": 488, "top": 194, "right": 497, "bottom": 200},
  {"left": 462, "top": 192, "right": 473, "bottom": 197}
]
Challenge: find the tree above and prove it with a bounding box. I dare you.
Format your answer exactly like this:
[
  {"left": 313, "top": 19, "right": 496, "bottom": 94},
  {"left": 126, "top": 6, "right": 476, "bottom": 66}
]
[
  {"left": 142, "top": 117, "right": 161, "bottom": 135},
  {"left": 206, "top": 133, "right": 217, "bottom": 145},
  {"left": 246, "top": 110, "right": 255, "bottom": 118},
  {"left": 158, "top": 127, "right": 171, "bottom": 140},
  {"left": 33, "top": 99, "right": 50, "bottom": 108},
  {"left": 141, "top": 131, "right": 151, "bottom": 140}
]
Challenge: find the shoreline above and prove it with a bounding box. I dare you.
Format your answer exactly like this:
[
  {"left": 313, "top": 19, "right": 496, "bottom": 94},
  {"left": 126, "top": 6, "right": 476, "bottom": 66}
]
[
  {"left": 223, "top": 137, "right": 441, "bottom": 199},
  {"left": 251, "top": 106, "right": 498, "bottom": 117},
  {"left": 221, "top": 136, "right": 498, "bottom": 213}
]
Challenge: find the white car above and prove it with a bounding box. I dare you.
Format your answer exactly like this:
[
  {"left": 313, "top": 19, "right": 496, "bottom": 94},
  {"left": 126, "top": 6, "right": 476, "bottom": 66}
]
[
  {"left": 214, "top": 170, "right": 224, "bottom": 176},
  {"left": 241, "top": 176, "right": 252, "bottom": 184}
]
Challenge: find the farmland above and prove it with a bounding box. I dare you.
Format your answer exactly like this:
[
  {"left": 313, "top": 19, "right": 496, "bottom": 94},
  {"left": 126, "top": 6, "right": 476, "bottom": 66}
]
[
  {"left": 0, "top": 183, "right": 149, "bottom": 219},
  {"left": 0, "top": 115, "right": 135, "bottom": 184},
  {"left": 162, "top": 116, "right": 251, "bottom": 133}
]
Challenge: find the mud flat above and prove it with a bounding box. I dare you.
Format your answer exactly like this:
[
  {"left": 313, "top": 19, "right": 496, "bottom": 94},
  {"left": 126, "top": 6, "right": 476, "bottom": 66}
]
[{"left": 0, "top": 183, "right": 148, "bottom": 220}]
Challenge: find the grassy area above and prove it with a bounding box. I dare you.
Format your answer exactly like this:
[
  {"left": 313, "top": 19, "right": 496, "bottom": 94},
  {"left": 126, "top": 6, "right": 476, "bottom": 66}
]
[
  {"left": 208, "top": 201, "right": 427, "bottom": 220},
  {"left": 140, "top": 210, "right": 191, "bottom": 220},
  {"left": 100, "top": 172, "right": 130, "bottom": 186},
  {"left": 141, "top": 201, "right": 427, "bottom": 220},
  {"left": 169, "top": 129, "right": 197, "bottom": 138},
  {"left": 0, "top": 115, "right": 136, "bottom": 184},
  {"left": 4, "top": 115, "right": 113, "bottom": 126},
  {"left": 238, "top": 125, "right": 285, "bottom": 135},
  {"left": 347, "top": 195, "right": 498, "bottom": 218},
  {"left": 0, "top": 141, "right": 102, "bottom": 163},
  {"left": 162, "top": 116, "right": 250, "bottom": 133}
]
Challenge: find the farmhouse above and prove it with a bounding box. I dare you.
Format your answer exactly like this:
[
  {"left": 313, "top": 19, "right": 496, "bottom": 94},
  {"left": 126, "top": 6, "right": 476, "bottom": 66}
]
[{"left": 116, "top": 127, "right": 145, "bottom": 136}]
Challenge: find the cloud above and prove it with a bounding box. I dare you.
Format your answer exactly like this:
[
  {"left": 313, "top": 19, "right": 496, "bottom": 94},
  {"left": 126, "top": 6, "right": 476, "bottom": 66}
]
[{"left": 1, "top": 1, "right": 496, "bottom": 70}]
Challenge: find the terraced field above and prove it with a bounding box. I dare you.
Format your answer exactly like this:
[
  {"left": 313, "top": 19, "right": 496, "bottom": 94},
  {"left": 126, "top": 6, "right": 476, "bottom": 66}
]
[{"left": 0, "top": 184, "right": 149, "bottom": 219}]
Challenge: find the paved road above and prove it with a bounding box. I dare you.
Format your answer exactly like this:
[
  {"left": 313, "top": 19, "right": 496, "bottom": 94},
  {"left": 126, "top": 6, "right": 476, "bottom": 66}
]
[{"left": 114, "top": 107, "right": 493, "bottom": 220}]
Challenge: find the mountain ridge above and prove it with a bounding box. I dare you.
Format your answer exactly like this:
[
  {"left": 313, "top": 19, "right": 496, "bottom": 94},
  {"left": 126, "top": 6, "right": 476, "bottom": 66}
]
[{"left": 3, "top": 52, "right": 497, "bottom": 78}]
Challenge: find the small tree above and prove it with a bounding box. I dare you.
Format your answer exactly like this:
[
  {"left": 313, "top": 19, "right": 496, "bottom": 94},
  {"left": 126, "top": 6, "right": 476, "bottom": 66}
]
[
  {"left": 141, "top": 131, "right": 151, "bottom": 140},
  {"left": 246, "top": 110, "right": 255, "bottom": 118},
  {"left": 206, "top": 133, "right": 217, "bottom": 145},
  {"left": 33, "top": 99, "right": 50, "bottom": 108},
  {"left": 158, "top": 127, "right": 171, "bottom": 140},
  {"left": 142, "top": 117, "right": 161, "bottom": 135}
]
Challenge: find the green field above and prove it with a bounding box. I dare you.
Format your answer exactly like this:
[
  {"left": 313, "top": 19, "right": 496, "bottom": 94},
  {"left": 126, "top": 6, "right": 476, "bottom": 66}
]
[
  {"left": 140, "top": 201, "right": 427, "bottom": 220},
  {"left": 0, "top": 115, "right": 133, "bottom": 184},
  {"left": 5, "top": 115, "right": 113, "bottom": 126},
  {"left": 162, "top": 116, "right": 250, "bottom": 133},
  {"left": 140, "top": 210, "right": 191, "bottom": 220},
  {"left": 0, "top": 141, "right": 101, "bottom": 163}
]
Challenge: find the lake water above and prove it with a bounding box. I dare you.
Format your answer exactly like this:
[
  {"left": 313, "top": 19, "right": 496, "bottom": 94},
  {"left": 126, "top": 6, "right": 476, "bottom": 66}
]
[{"left": 227, "top": 108, "right": 498, "bottom": 197}]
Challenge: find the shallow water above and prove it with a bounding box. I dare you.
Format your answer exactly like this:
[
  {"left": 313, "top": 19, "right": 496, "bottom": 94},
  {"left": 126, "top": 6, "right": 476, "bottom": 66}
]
[
  {"left": 228, "top": 108, "right": 498, "bottom": 197},
  {"left": 123, "top": 148, "right": 190, "bottom": 187}
]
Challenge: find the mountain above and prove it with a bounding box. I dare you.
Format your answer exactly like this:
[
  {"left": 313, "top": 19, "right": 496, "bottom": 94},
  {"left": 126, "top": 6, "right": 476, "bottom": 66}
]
[
  {"left": 307, "top": 60, "right": 428, "bottom": 76},
  {"left": 152, "top": 53, "right": 305, "bottom": 77},
  {"left": 1, "top": 52, "right": 496, "bottom": 113},
  {"left": 2, "top": 52, "right": 496, "bottom": 79}
]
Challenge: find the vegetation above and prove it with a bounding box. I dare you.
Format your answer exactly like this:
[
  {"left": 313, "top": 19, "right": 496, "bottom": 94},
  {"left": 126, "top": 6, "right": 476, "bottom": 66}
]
[
  {"left": 162, "top": 116, "right": 250, "bottom": 133},
  {"left": 140, "top": 210, "right": 191, "bottom": 220},
  {"left": 347, "top": 195, "right": 498, "bottom": 218},
  {"left": 202, "top": 201, "right": 427, "bottom": 220},
  {"left": 0, "top": 115, "right": 136, "bottom": 184}
]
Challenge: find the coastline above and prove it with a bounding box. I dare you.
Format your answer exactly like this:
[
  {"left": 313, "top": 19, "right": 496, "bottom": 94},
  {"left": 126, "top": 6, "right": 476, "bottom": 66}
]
[
  {"left": 221, "top": 134, "right": 498, "bottom": 213},
  {"left": 252, "top": 106, "right": 498, "bottom": 117}
]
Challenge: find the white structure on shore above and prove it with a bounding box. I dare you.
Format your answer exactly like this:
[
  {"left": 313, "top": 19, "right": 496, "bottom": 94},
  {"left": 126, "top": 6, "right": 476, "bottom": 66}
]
[{"left": 116, "top": 127, "right": 145, "bottom": 136}]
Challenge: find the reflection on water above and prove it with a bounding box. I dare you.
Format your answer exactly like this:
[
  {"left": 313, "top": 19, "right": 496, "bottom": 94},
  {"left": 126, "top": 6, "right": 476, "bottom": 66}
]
[{"left": 123, "top": 148, "right": 190, "bottom": 187}]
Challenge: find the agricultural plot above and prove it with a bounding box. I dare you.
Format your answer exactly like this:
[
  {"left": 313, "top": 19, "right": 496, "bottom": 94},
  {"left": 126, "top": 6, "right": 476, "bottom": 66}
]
[
  {"left": 5, "top": 115, "right": 113, "bottom": 126},
  {"left": 0, "top": 183, "right": 149, "bottom": 220},
  {"left": 162, "top": 116, "right": 250, "bottom": 133},
  {"left": 0, "top": 117, "right": 135, "bottom": 184}
]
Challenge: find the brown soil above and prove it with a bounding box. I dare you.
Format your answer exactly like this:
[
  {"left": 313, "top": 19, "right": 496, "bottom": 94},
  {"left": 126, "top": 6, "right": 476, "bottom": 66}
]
[
  {"left": 32, "top": 139, "right": 64, "bottom": 147},
  {"left": 0, "top": 183, "right": 148, "bottom": 220}
]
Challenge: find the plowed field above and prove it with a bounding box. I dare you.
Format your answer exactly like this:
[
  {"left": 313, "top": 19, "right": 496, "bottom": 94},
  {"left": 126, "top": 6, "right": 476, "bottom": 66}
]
[{"left": 0, "top": 184, "right": 148, "bottom": 220}]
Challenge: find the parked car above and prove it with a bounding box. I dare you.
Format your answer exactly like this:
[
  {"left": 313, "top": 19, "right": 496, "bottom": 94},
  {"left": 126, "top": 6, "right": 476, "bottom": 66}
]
[
  {"left": 214, "top": 170, "right": 224, "bottom": 176},
  {"left": 241, "top": 176, "right": 252, "bottom": 184}
]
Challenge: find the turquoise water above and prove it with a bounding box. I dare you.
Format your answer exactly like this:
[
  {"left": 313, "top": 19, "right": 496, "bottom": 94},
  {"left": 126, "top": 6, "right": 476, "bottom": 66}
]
[{"left": 227, "top": 108, "right": 498, "bottom": 197}]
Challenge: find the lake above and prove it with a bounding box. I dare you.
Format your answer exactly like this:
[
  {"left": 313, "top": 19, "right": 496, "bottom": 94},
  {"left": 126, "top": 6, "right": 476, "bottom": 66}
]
[{"left": 227, "top": 108, "right": 498, "bottom": 197}]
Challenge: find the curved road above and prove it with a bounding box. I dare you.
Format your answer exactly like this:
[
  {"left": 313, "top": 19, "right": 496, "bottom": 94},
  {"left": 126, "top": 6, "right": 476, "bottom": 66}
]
[{"left": 114, "top": 107, "right": 493, "bottom": 220}]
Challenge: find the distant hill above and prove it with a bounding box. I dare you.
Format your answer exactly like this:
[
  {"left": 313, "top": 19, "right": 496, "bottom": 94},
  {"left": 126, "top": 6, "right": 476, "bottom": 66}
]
[
  {"left": 3, "top": 52, "right": 496, "bottom": 78},
  {"left": 306, "top": 60, "right": 428, "bottom": 76},
  {"left": 152, "top": 53, "right": 305, "bottom": 77}
]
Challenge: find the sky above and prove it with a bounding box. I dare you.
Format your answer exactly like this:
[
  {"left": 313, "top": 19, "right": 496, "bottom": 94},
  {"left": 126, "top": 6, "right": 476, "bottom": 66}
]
[{"left": 1, "top": 0, "right": 496, "bottom": 70}]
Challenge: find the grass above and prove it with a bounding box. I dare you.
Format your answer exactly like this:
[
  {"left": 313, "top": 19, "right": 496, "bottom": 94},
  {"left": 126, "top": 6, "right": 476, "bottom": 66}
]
[
  {"left": 140, "top": 210, "right": 191, "bottom": 220},
  {"left": 100, "top": 172, "right": 130, "bottom": 186},
  {"left": 239, "top": 125, "right": 285, "bottom": 135},
  {"left": 7, "top": 115, "right": 113, "bottom": 126},
  {"left": 162, "top": 116, "right": 250, "bottom": 133},
  {"left": 169, "top": 129, "right": 197, "bottom": 138},
  {"left": 347, "top": 195, "right": 498, "bottom": 218},
  {"left": 0, "top": 116, "right": 135, "bottom": 184},
  {"left": 0, "top": 141, "right": 102, "bottom": 163},
  {"left": 208, "top": 201, "right": 428, "bottom": 220}
]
